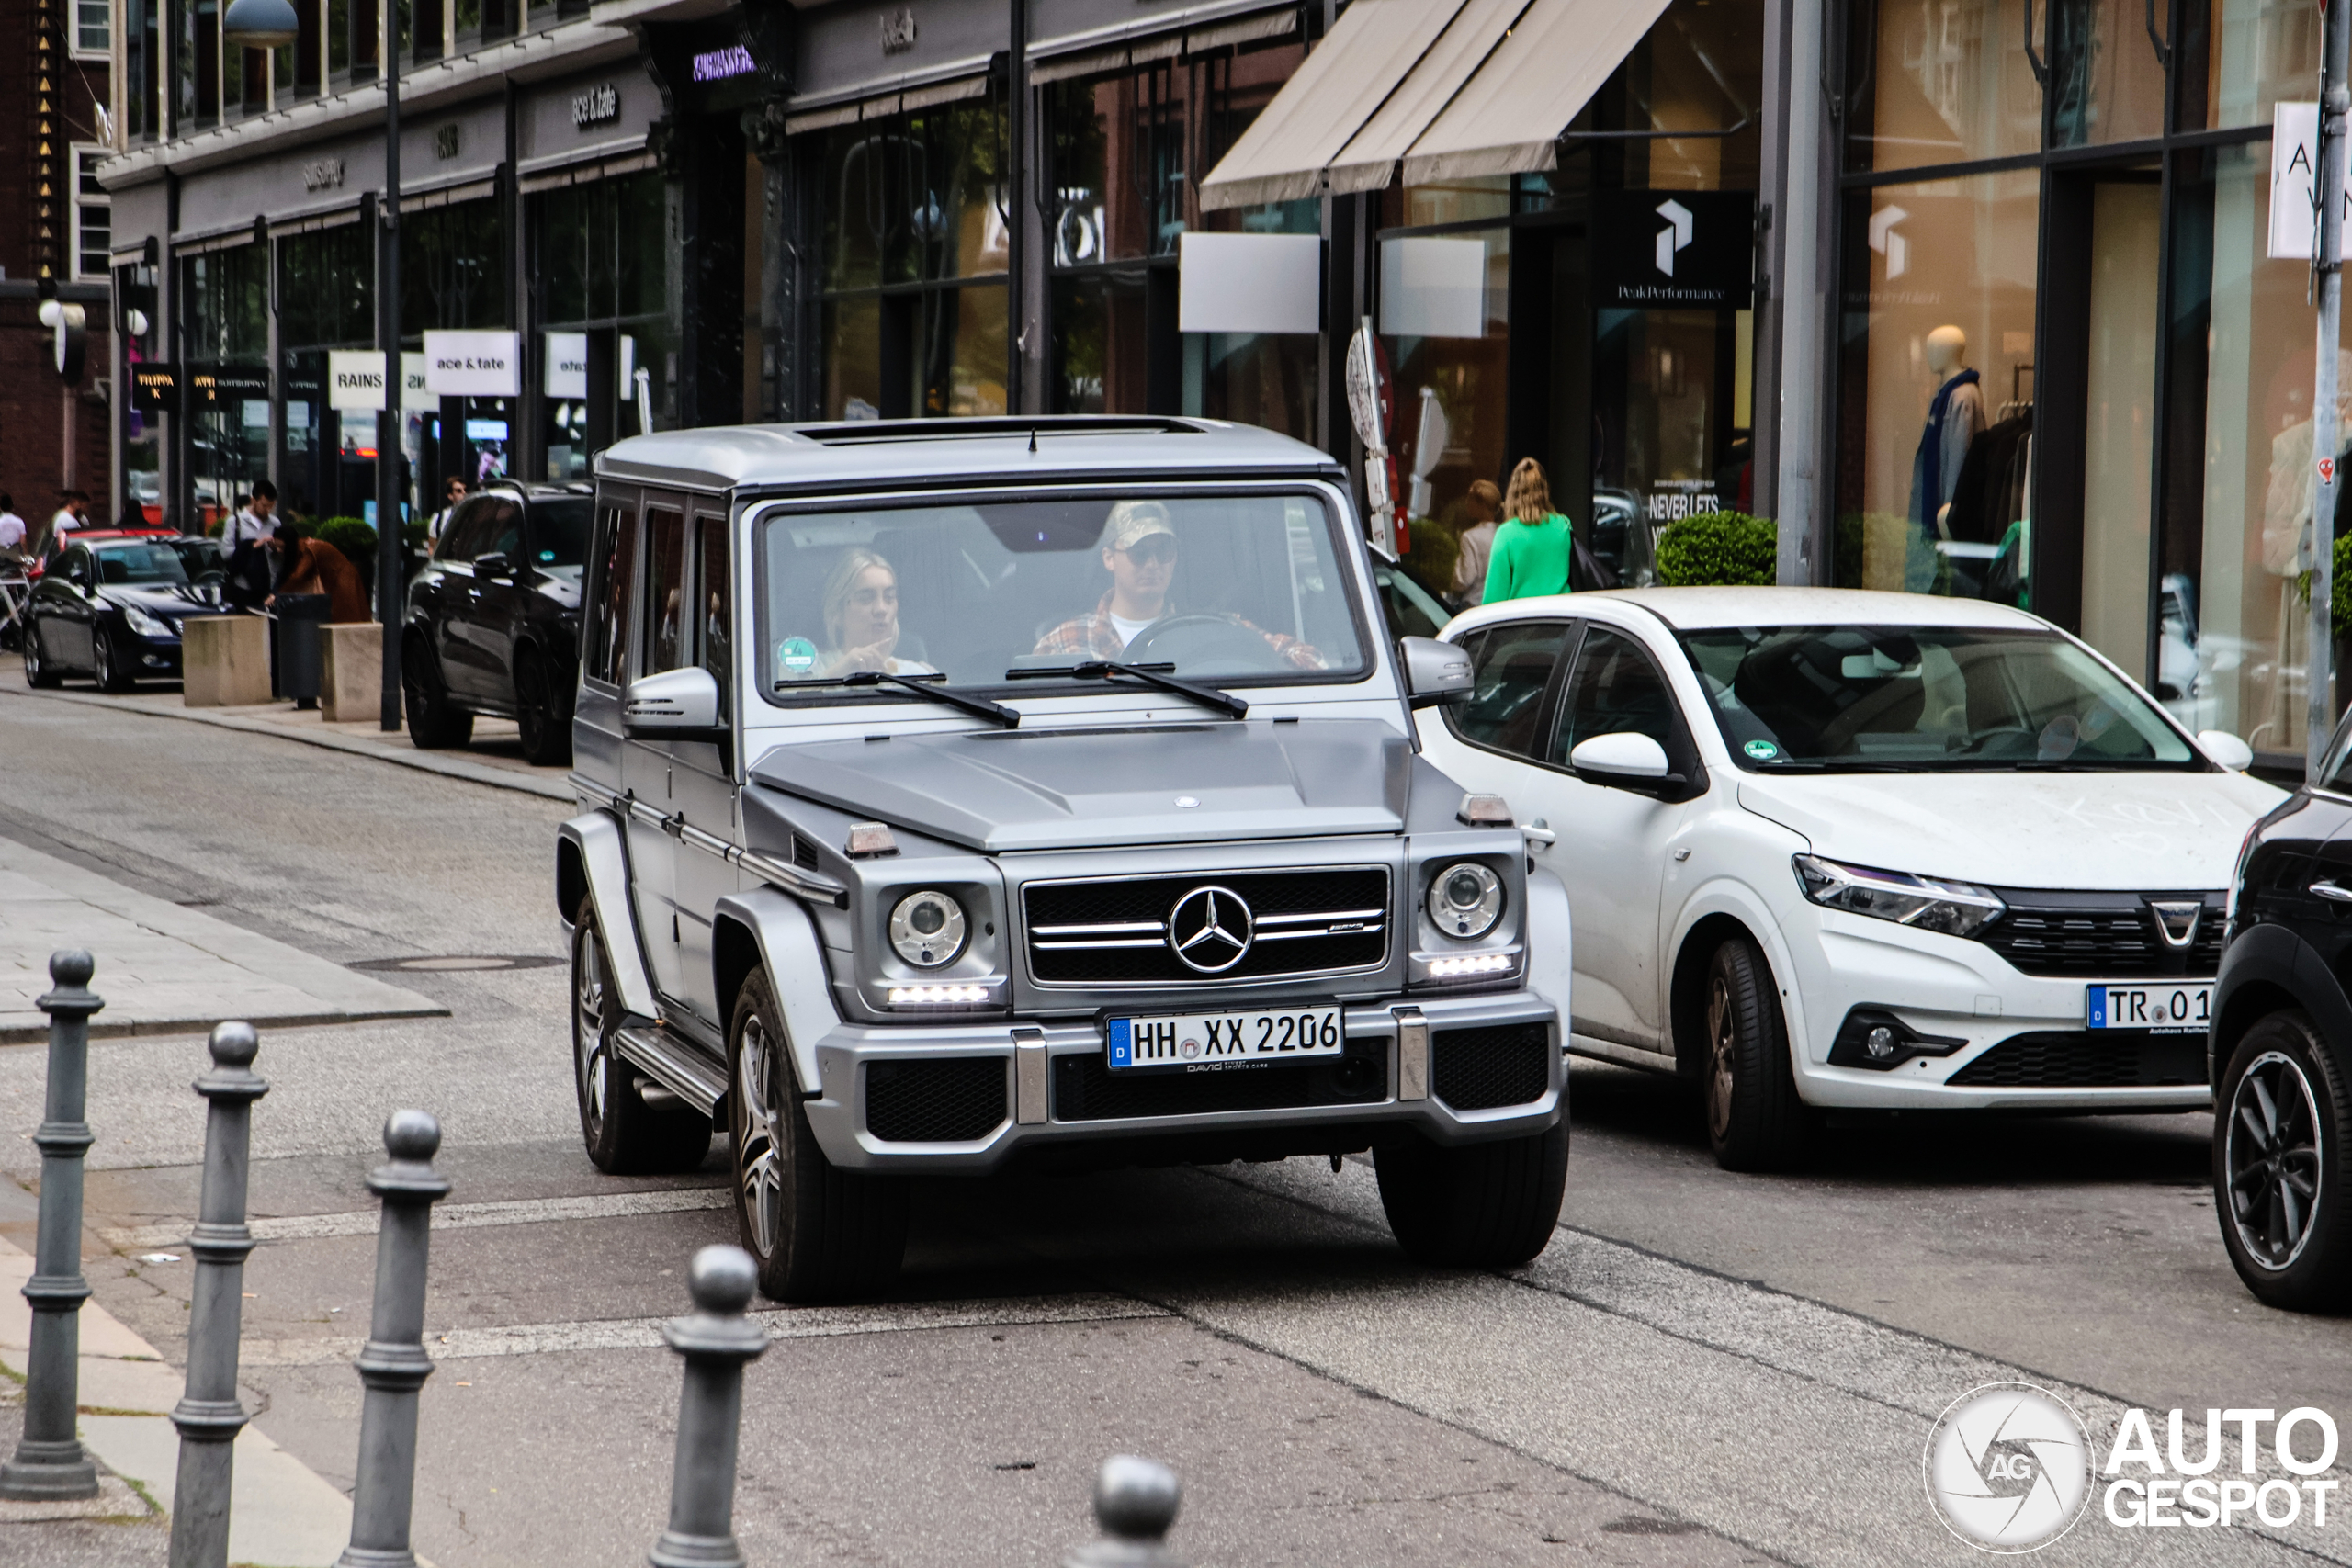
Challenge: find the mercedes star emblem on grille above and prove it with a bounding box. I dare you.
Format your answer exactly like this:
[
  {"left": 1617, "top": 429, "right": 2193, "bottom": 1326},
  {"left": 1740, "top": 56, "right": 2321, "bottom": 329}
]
[{"left": 1168, "top": 885, "right": 1253, "bottom": 974}]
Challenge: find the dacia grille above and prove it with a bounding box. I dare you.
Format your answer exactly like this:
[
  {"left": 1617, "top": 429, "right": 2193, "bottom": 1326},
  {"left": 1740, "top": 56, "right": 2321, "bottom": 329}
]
[
  {"left": 1023, "top": 867, "right": 1390, "bottom": 986},
  {"left": 1971, "top": 889, "right": 2223, "bottom": 978}
]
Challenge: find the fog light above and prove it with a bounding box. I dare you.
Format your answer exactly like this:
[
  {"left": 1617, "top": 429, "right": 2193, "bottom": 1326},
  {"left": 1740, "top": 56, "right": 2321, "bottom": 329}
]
[
  {"left": 887, "top": 984, "right": 990, "bottom": 1006},
  {"left": 1425, "top": 953, "right": 1515, "bottom": 978},
  {"left": 1829, "top": 1007, "right": 1966, "bottom": 1071},
  {"left": 1866, "top": 1025, "right": 1896, "bottom": 1060}
]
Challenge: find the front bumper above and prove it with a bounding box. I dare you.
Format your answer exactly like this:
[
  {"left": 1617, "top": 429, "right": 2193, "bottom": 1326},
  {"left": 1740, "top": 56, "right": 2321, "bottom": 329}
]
[
  {"left": 798, "top": 987, "right": 1562, "bottom": 1172},
  {"left": 1786, "top": 908, "right": 2212, "bottom": 1111}
]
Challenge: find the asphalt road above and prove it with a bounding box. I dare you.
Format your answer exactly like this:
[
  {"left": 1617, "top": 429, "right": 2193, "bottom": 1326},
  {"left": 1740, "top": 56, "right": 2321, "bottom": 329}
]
[{"left": 2, "top": 685, "right": 2349, "bottom": 1567}]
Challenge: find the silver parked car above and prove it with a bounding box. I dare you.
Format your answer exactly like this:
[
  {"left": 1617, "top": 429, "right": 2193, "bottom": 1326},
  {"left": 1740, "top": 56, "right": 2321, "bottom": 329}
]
[{"left": 558, "top": 416, "right": 1570, "bottom": 1301}]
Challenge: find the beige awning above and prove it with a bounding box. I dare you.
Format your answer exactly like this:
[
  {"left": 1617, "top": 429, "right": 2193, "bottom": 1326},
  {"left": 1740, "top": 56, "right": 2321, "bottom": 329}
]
[
  {"left": 1322, "top": 0, "right": 1528, "bottom": 196},
  {"left": 1196, "top": 0, "right": 1474, "bottom": 212},
  {"left": 1402, "top": 0, "right": 1679, "bottom": 186}
]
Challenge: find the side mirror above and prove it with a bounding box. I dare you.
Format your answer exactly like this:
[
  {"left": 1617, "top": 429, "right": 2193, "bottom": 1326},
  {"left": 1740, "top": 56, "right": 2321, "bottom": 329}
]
[
  {"left": 625, "top": 667, "right": 727, "bottom": 742},
  {"left": 1571, "top": 731, "right": 1676, "bottom": 794},
  {"left": 2196, "top": 729, "right": 2254, "bottom": 772},
  {"left": 1400, "top": 636, "right": 1474, "bottom": 709},
  {"left": 472, "top": 550, "right": 513, "bottom": 581}
]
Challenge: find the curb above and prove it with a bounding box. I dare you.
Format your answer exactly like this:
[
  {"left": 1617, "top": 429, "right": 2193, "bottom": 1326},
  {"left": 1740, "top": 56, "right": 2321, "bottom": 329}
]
[{"left": 0, "top": 682, "right": 574, "bottom": 803}]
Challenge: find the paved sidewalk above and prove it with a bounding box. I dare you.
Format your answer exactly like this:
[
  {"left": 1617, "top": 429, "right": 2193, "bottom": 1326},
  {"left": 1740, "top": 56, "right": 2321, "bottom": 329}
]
[
  {"left": 0, "top": 655, "right": 572, "bottom": 803},
  {"left": 0, "top": 837, "right": 446, "bottom": 1044},
  {"left": 0, "top": 1235, "right": 355, "bottom": 1565}
]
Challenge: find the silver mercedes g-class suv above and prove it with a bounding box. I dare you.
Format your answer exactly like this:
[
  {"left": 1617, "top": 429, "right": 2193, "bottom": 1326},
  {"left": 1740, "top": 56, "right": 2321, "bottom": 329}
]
[{"left": 557, "top": 417, "right": 1570, "bottom": 1302}]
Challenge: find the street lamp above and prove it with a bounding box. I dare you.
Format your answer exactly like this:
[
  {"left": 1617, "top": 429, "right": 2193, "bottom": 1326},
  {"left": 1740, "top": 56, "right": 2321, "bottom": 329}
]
[{"left": 225, "top": 0, "right": 401, "bottom": 730}]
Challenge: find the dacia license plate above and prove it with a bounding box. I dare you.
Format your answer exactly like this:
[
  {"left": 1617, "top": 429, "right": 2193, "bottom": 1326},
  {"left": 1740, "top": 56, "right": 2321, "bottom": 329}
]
[
  {"left": 1106, "top": 1006, "right": 1344, "bottom": 1073},
  {"left": 2086, "top": 983, "right": 2212, "bottom": 1033}
]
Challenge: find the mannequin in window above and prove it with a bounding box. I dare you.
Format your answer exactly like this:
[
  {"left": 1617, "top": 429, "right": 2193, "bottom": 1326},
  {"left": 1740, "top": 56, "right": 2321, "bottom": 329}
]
[{"left": 1911, "top": 325, "right": 1984, "bottom": 542}]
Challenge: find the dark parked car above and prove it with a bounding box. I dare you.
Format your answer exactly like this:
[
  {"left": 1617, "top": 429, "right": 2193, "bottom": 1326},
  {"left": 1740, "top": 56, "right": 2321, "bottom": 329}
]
[
  {"left": 402, "top": 480, "right": 591, "bottom": 765},
  {"left": 2211, "top": 709, "right": 2352, "bottom": 1310},
  {"left": 20, "top": 536, "right": 232, "bottom": 692}
]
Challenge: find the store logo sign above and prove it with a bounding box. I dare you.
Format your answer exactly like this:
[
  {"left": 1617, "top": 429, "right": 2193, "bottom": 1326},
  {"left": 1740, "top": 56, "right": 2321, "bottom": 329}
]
[
  {"left": 1869, "top": 205, "right": 1909, "bottom": 279},
  {"left": 302, "top": 157, "right": 345, "bottom": 192},
  {"left": 571, "top": 83, "right": 619, "bottom": 128},
  {"left": 1654, "top": 199, "right": 1693, "bottom": 277},
  {"left": 690, "top": 45, "right": 755, "bottom": 83},
  {"left": 880, "top": 7, "right": 916, "bottom": 53}
]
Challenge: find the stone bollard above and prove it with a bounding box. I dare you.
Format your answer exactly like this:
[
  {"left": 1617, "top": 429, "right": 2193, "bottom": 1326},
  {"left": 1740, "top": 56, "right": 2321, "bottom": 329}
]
[
  {"left": 648, "top": 1246, "right": 769, "bottom": 1568},
  {"left": 1064, "top": 1455, "right": 1185, "bottom": 1568},
  {"left": 334, "top": 1111, "right": 449, "bottom": 1568},
  {"left": 168, "top": 1023, "right": 268, "bottom": 1568},
  {"left": 0, "top": 951, "right": 103, "bottom": 1500}
]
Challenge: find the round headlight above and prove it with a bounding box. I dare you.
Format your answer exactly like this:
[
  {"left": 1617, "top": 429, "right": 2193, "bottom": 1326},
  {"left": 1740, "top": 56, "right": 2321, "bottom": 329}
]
[
  {"left": 888, "top": 890, "right": 967, "bottom": 968},
  {"left": 1427, "top": 862, "right": 1503, "bottom": 941}
]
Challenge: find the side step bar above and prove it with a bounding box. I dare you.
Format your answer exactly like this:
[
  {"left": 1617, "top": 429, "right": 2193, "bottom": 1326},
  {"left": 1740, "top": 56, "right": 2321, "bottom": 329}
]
[{"left": 614, "top": 1024, "right": 728, "bottom": 1118}]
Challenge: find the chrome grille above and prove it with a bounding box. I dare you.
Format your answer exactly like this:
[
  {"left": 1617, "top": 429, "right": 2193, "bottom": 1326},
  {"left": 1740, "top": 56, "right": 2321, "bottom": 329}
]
[{"left": 1023, "top": 867, "right": 1390, "bottom": 985}]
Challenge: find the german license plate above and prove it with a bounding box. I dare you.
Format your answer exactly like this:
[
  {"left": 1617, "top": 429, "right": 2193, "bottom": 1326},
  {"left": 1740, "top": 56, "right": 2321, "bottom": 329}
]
[
  {"left": 1105, "top": 1006, "right": 1344, "bottom": 1073},
  {"left": 2086, "top": 983, "right": 2212, "bottom": 1033}
]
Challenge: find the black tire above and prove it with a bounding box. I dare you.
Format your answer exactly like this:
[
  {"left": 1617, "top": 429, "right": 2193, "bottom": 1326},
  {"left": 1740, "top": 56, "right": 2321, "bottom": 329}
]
[
  {"left": 91, "top": 627, "right": 134, "bottom": 693},
  {"left": 402, "top": 640, "right": 474, "bottom": 750},
  {"left": 21, "top": 624, "right": 61, "bottom": 688},
  {"left": 729, "top": 969, "right": 908, "bottom": 1303},
  {"left": 514, "top": 649, "right": 573, "bottom": 767},
  {"left": 1702, "top": 934, "right": 1814, "bottom": 1172},
  {"left": 2215, "top": 1010, "right": 2352, "bottom": 1312},
  {"left": 571, "top": 900, "right": 710, "bottom": 1175},
  {"left": 1375, "top": 1120, "right": 1568, "bottom": 1268}
]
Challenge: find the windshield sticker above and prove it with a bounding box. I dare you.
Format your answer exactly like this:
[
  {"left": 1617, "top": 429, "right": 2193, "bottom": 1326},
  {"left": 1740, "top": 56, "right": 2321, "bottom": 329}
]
[
  {"left": 776, "top": 637, "right": 818, "bottom": 675},
  {"left": 1743, "top": 739, "right": 1781, "bottom": 761}
]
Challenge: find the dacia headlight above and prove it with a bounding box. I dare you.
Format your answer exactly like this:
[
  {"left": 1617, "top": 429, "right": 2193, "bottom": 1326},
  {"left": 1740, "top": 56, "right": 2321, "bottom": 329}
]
[
  {"left": 120, "top": 603, "right": 173, "bottom": 638},
  {"left": 1792, "top": 854, "right": 2005, "bottom": 938},
  {"left": 888, "top": 889, "right": 967, "bottom": 967}
]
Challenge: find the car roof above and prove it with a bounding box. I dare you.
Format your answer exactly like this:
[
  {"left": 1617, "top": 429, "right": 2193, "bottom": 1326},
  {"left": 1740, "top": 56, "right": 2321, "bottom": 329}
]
[
  {"left": 1482, "top": 585, "right": 2052, "bottom": 633},
  {"left": 478, "top": 480, "right": 592, "bottom": 500},
  {"left": 594, "top": 416, "right": 1341, "bottom": 493}
]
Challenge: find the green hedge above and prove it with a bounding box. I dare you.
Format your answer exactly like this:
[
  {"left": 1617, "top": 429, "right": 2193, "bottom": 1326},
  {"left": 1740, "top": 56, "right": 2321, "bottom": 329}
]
[
  {"left": 1655, "top": 510, "right": 1778, "bottom": 587},
  {"left": 312, "top": 516, "right": 376, "bottom": 565}
]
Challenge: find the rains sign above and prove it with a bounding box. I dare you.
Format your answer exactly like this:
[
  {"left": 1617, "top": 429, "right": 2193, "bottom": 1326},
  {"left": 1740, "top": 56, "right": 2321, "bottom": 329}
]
[{"left": 424, "top": 331, "right": 520, "bottom": 397}]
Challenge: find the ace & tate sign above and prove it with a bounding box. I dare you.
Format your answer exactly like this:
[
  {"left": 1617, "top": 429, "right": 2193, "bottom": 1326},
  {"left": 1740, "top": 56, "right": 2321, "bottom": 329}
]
[{"left": 1594, "top": 190, "right": 1756, "bottom": 309}]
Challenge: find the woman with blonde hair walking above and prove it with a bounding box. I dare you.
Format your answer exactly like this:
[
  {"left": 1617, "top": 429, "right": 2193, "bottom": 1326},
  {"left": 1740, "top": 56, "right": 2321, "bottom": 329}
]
[{"left": 1482, "top": 457, "right": 1575, "bottom": 604}]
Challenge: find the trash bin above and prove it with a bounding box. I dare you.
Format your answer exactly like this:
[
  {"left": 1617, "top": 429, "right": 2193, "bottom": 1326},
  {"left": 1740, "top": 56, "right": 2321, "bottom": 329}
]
[{"left": 275, "top": 593, "right": 331, "bottom": 710}]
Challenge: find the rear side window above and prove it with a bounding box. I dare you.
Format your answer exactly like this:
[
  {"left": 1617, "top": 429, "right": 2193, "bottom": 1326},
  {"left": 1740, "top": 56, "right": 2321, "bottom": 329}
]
[
  {"left": 640, "top": 506, "right": 687, "bottom": 677},
  {"left": 1449, "top": 621, "right": 1568, "bottom": 757},
  {"left": 583, "top": 503, "right": 638, "bottom": 687}
]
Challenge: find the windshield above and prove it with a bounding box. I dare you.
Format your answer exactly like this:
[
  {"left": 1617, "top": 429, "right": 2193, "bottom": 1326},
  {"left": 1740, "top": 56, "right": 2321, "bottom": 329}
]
[
  {"left": 169, "top": 539, "right": 223, "bottom": 581},
  {"left": 530, "top": 499, "right": 593, "bottom": 572},
  {"left": 1680, "top": 625, "right": 2200, "bottom": 771},
  {"left": 758, "top": 492, "right": 1367, "bottom": 697},
  {"left": 95, "top": 544, "right": 191, "bottom": 586}
]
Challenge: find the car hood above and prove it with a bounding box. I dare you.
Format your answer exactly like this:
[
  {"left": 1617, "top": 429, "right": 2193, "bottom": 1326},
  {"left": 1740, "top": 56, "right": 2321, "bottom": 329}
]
[
  {"left": 751, "top": 718, "right": 1411, "bottom": 852},
  {"left": 1734, "top": 769, "right": 2289, "bottom": 891},
  {"left": 97, "top": 583, "right": 229, "bottom": 616}
]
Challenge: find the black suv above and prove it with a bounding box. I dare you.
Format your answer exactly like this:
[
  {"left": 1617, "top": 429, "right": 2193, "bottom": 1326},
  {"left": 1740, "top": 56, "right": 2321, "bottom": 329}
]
[
  {"left": 2212, "top": 712, "right": 2352, "bottom": 1310},
  {"left": 402, "top": 480, "right": 591, "bottom": 765}
]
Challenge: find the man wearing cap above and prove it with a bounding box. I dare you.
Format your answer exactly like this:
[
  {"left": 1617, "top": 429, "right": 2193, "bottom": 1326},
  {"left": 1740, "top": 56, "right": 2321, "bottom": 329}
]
[{"left": 1033, "top": 500, "right": 1322, "bottom": 669}]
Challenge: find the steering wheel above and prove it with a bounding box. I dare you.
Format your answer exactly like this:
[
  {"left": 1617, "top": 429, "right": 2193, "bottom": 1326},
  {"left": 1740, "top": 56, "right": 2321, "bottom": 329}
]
[{"left": 1120, "top": 614, "right": 1281, "bottom": 676}]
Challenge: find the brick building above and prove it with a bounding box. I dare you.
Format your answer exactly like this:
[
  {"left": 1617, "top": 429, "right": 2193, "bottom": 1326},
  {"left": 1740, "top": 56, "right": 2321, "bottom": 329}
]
[{"left": 0, "top": 0, "right": 113, "bottom": 528}]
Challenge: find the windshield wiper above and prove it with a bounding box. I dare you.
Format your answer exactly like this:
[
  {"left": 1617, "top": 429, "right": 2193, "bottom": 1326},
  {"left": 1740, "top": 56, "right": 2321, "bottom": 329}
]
[
  {"left": 1005, "top": 660, "right": 1248, "bottom": 719},
  {"left": 775, "top": 670, "right": 1020, "bottom": 728}
]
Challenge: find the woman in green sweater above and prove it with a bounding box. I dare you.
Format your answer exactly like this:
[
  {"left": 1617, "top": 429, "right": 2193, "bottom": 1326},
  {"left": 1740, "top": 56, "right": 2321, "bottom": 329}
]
[{"left": 1483, "top": 457, "right": 1575, "bottom": 604}]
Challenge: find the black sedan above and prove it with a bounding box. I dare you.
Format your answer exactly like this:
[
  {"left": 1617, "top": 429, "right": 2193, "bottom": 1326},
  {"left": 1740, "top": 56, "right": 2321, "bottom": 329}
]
[
  {"left": 402, "top": 480, "right": 590, "bottom": 765},
  {"left": 21, "top": 536, "right": 233, "bottom": 692}
]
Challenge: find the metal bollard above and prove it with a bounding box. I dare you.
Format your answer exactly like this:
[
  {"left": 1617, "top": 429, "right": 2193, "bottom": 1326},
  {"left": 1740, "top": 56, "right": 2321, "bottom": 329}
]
[
  {"left": 168, "top": 1023, "right": 268, "bottom": 1568},
  {"left": 1064, "top": 1455, "right": 1185, "bottom": 1568},
  {"left": 0, "top": 950, "right": 103, "bottom": 1500},
  {"left": 648, "top": 1246, "right": 768, "bottom": 1568},
  {"left": 334, "top": 1111, "right": 449, "bottom": 1568}
]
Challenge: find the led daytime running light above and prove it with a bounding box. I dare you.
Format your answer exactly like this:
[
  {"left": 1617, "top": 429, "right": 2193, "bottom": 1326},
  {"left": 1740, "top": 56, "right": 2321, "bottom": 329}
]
[
  {"left": 1426, "top": 953, "right": 1515, "bottom": 978},
  {"left": 887, "top": 984, "right": 990, "bottom": 1006},
  {"left": 1792, "top": 853, "right": 2005, "bottom": 938}
]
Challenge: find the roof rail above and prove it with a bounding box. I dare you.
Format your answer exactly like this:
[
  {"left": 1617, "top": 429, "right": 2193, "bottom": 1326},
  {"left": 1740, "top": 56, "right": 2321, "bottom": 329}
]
[{"left": 794, "top": 415, "right": 1206, "bottom": 446}]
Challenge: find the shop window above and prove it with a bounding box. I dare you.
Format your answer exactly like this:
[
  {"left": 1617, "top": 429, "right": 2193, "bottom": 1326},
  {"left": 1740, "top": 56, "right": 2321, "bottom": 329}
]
[
  {"left": 814, "top": 98, "right": 1010, "bottom": 292},
  {"left": 278, "top": 222, "right": 375, "bottom": 350},
  {"left": 1835, "top": 170, "right": 2040, "bottom": 596},
  {"left": 181, "top": 244, "right": 269, "bottom": 362},
  {"left": 2050, "top": 0, "right": 2169, "bottom": 145},
  {"left": 1846, "top": 0, "right": 2043, "bottom": 172},
  {"left": 2194, "top": 0, "right": 2320, "bottom": 129},
  {"left": 1189, "top": 333, "right": 1317, "bottom": 443},
  {"left": 1379, "top": 229, "right": 1511, "bottom": 588},
  {"left": 402, "top": 196, "right": 508, "bottom": 331},
  {"left": 71, "top": 150, "right": 108, "bottom": 282}
]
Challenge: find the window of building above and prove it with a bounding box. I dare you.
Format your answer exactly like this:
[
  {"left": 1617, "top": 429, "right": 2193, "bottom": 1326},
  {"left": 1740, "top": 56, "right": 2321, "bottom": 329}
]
[
  {"left": 74, "top": 0, "right": 107, "bottom": 53},
  {"left": 72, "top": 149, "right": 109, "bottom": 281},
  {"left": 532, "top": 167, "right": 674, "bottom": 462}
]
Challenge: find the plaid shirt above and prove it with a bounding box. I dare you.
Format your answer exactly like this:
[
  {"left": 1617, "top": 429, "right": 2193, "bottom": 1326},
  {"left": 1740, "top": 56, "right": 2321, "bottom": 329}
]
[{"left": 1031, "top": 591, "right": 1325, "bottom": 670}]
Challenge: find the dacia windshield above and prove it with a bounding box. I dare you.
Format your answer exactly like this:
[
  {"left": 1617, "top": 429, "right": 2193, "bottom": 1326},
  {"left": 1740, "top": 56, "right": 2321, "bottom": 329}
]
[{"left": 755, "top": 491, "right": 1371, "bottom": 702}]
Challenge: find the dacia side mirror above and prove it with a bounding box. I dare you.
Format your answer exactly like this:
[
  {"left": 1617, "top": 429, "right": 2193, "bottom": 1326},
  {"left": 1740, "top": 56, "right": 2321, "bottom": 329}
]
[
  {"left": 1571, "top": 731, "right": 1679, "bottom": 795},
  {"left": 625, "top": 667, "right": 729, "bottom": 744},
  {"left": 2196, "top": 729, "right": 2254, "bottom": 772},
  {"left": 1400, "top": 636, "right": 1474, "bottom": 709}
]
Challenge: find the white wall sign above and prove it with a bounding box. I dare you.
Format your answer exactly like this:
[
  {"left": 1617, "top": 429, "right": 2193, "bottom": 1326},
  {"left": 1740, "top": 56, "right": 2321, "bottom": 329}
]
[
  {"left": 402, "top": 352, "right": 433, "bottom": 411},
  {"left": 424, "top": 330, "right": 521, "bottom": 397},
  {"left": 2270, "top": 102, "right": 2352, "bottom": 261},
  {"left": 1178, "top": 232, "right": 1322, "bottom": 334},
  {"left": 328, "top": 349, "right": 386, "bottom": 411},
  {"left": 1379, "top": 236, "right": 1487, "bottom": 340},
  {"left": 546, "top": 332, "right": 588, "bottom": 399}
]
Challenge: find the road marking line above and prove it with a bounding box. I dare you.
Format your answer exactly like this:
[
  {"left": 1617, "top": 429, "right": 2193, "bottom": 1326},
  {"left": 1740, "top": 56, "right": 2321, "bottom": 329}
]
[
  {"left": 102, "top": 1186, "right": 731, "bottom": 1251},
  {"left": 238, "top": 1293, "right": 1168, "bottom": 1367}
]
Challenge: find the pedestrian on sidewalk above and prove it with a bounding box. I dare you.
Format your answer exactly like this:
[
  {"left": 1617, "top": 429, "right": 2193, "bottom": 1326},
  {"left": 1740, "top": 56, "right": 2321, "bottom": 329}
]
[
  {"left": 1482, "top": 458, "right": 1575, "bottom": 605},
  {"left": 0, "top": 497, "right": 24, "bottom": 570},
  {"left": 426, "top": 475, "right": 469, "bottom": 547},
  {"left": 221, "top": 481, "right": 279, "bottom": 612},
  {"left": 1451, "top": 479, "right": 1504, "bottom": 608},
  {"left": 266, "top": 522, "right": 369, "bottom": 623},
  {"left": 40, "top": 491, "right": 88, "bottom": 566}
]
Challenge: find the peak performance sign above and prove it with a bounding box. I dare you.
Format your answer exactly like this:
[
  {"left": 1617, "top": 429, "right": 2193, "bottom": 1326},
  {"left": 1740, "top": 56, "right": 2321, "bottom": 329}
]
[{"left": 1593, "top": 190, "right": 1755, "bottom": 309}]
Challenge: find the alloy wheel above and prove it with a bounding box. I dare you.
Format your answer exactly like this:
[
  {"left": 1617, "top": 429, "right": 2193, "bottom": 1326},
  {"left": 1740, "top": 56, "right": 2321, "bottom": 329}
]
[
  {"left": 573, "top": 922, "right": 609, "bottom": 1135},
  {"left": 21, "top": 628, "right": 40, "bottom": 683},
  {"left": 735, "top": 1015, "right": 784, "bottom": 1259},
  {"left": 516, "top": 658, "right": 546, "bottom": 753},
  {"left": 2226, "top": 1050, "right": 2324, "bottom": 1271},
  {"left": 93, "top": 635, "right": 114, "bottom": 690},
  {"left": 1706, "top": 973, "right": 1736, "bottom": 1143}
]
